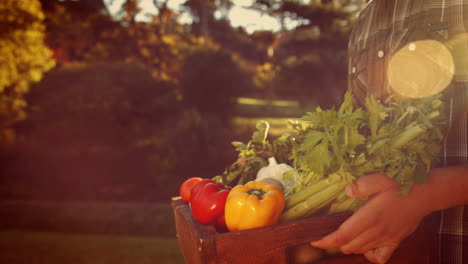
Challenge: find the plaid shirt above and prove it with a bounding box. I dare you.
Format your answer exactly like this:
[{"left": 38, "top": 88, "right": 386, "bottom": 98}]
[{"left": 348, "top": 0, "right": 468, "bottom": 263}]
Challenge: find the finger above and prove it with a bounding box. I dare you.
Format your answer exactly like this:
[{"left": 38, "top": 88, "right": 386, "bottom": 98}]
[
  {"left": 346, "top": 173, "right": 398, "bottom": 198},
  {"left": 374, "top": 245, "right": 397, "bottom": 263},
  {"left": 339, "top": 228, "right": 381, "bottom": 254},
  {"left": 311, "top": 229, "right": 351, "bottom": 250},
  {"left": 312, "top": 205, "right": 378, "bottom": 249},
  {"left": 364, "top": 249, "right": 380, "bottom": 264},
  {"left": 364, "top": 245, "right": 398, "bottom": 264},
  {"left": 342, "top": 234, "right": 392, "bottom": 256}
]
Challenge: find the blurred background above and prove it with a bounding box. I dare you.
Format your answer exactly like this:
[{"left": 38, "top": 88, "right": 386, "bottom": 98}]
[{"left": 0, "top": 0, "right": 366, "bottom": 263}]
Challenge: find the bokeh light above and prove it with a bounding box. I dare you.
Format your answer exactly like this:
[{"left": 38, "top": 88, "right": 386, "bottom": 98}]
[{"left": 388, "top": 39, "right": 455, "bottom": 98}]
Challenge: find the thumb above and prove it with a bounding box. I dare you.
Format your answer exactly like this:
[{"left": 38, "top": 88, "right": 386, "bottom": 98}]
[
  {"left": 364, "top": 245, "right": 398, "bottom": 264},
  {"left": 346, "top": 173, "right": 397, "bottom": 198}
]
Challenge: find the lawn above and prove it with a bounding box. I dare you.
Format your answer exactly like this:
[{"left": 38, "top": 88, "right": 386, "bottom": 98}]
[
  {"left": 232, "top": 97, "right": 312, "bottom": 139},
  {"left": 0, "top": 230, "right": 184, "bottom": 264},
  {"left": 0, "top": 201, "right": 184, "bottom": 263},
  {"left": 234, "top": 97, "right": 312, "bottom": 118}
]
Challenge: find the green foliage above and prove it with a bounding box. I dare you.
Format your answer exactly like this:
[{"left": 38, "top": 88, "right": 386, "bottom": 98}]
[
  {"left": 213, "top": 120, "right": 296, "bottom": 186},
  {"left": 180, "top": 47, "right": 250, "bottom": 118},
  {"left": 278, "top": 91, "right": 447, "bottom": 220},
  {"left": 269, "top": 6, "right": 351, "bottom": 107},
  {"left": 0, "top": 0, "right": 55, "bottom": 145},
  {"left": 1, "top": 231, "right": 184, "bottom": 264},
  {"left": 42, "top": 0, "right": 195, "bottom": 85},
  {"left": 42, "top": 1, "right": 125, "bottom": 62},
  {"left": 291, "top": 91, "right": 446, "bottom": 194},
  {"left": 273, "top": 54, "right": 347, "bottom": 108},
  {"left": 128, "top": 23, "right": 199, "bottom": 84},
  {"left": 249, "top": 0, "right": 362, "bottom": 108},
  {"left": 169, "top": 109, "right": 237, "bottom": 181},
  {"left": 297, "top": 91, "right": 367, "bottom": 176},
  {"left": 13, "top": 62, "right": 183, "bottom": 200},
  {"left": 24, "top": 62, "right": 179, "bottom": 149}
]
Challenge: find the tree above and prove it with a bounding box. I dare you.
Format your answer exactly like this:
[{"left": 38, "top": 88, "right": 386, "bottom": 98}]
[
  {"left": 0, "top": 0, "right": 55, "bottom": 145},
  {"left": 44, "top": 0, "right": 199, "bottom": 85},
  {"left": 151, "top": 0, "right": 173, "bottom": 35},
  {"left": 249, "top": 0, "right": 303, "bottom": 32},
  {"left": 182, "top": 0, "right": 216, "bottom": 36},
  {"left": 249, "top": 0, "right": 366, "bottom": 107},
  {"left": 40, "top": 0, "right": 121, "bottom": 62}
]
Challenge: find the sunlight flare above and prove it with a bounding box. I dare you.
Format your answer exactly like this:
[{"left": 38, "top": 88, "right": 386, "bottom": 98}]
[{"left": 388, "top": 40, "right": 455, "bottom": 98}]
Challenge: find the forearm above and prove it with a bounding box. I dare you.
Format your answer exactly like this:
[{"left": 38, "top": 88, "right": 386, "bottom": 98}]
[{"left": 410, "top": 164, "right": 468, "bottom": 215}]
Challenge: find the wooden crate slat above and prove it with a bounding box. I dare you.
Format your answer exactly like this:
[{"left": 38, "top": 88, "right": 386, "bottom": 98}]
[
  {"left": 214, "top": 213, "right": 351, "bottom": 264},
  {"left": 173, "top": 198, "right": 217, "bottom": 264}
]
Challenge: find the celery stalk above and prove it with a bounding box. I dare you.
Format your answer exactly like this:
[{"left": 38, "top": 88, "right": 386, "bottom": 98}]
[
  {"left": 280, "top": 180, "right": 348, "bottom": 222},
  {"left": 285, "top": 173, "right": 341, "bottom": 209},
  {"left": 426, "top": 110, "right": 440, "bottom": 120},
  {"left": 367, "top": 139, "right": 389, "bottom": 155},
  {"left": 391, "top": 110, "right": 440, "bottom": 149},
  {"left": 391, "top": 124, "right": 426, "bottom": 149},
  {"left": 328, "top": 197, "right": 366, "bottom": 214}
]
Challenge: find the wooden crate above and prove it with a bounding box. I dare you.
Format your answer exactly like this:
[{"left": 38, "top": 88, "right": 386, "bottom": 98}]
[{"left": 172, "top": 197, "right": 439, "bottom": 264}]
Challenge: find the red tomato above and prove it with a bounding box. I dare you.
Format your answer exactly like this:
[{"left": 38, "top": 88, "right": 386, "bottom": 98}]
[{"left": 179, "top": 177, "right": 203, "bottom": 202}]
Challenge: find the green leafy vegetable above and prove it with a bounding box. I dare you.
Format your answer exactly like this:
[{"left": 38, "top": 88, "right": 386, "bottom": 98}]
[
  {"left": 213, "top": 120, "right": 294, "bottom": 186},
  {"left": 280, "top": 90, "right": 447, "bottom": 221},
  {"left": 215, "top": 89, "right": 447, "bottom": 223}
]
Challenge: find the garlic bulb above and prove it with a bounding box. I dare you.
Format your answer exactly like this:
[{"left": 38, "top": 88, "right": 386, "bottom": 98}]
[{"left": 256, "top": 157, "right": 296, "bottom": 192}]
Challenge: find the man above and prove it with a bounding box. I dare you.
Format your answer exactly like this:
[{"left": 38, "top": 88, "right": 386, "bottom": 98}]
[{"left": 311, "top": 1, "right": 468, "bottom": 263}]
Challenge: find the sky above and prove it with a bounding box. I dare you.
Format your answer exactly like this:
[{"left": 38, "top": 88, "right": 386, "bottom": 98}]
[{"left": 105, "top": 0, "right": 298, "bottom": 33}]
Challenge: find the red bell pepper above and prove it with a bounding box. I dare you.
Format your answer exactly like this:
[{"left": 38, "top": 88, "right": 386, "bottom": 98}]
[
  {"left": 189, "top": 179, "right": 215, "bottom": 203},
  {"left": 190, "top": 179, "right": 231, "bottom": 230}
]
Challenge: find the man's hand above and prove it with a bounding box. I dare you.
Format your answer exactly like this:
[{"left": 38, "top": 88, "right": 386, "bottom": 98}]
[{"left": 311, "top": 173, "right": 429, "bottom": 264}]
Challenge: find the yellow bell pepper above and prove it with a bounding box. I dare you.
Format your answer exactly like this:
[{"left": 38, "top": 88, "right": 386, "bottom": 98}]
[{"left": 225, "top": 180, "right": 285, "bottom": 231}]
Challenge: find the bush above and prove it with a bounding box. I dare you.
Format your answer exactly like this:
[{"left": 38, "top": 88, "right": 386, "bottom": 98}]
[
  {"left": 22, "top": 62, "right": 179, "bottom": 150},
  {"left": 274, "top": 55, "right": 347, "bottom": 109},
  {"left": 169, "top": 109, "right": 237, "bottom": 183},
  {"left": 4, "top": 62, "right": 183, "bottom": 202},
  {"left": 126, "top": 109, "right": 238, "bottom": 199},
  {"left": 180, "top": 47, "right": 249, "bottom": 119}
]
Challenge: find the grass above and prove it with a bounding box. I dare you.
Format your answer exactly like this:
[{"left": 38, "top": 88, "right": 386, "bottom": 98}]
[
  {"left": 236, "top": 97, "right": 300, "bottom": 107},
  {"left": 0, "top": 202, "right": 183, "bottom": 264},
  {"left": 0, "top": 230, "right": 184, "bottom": 264},
  {"left": 232, "top": 97, "right": 313, "bottom": 139},
  {"left": 233, "top": 97, "right": 312, "bottom": 118}
]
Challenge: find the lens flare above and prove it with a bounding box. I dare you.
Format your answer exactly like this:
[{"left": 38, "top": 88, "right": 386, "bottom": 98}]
[
  {"left": 446, "top": 33, "right": 468, "bottom": 77},
  {"left": 387, "top": 40, "right": 455, "bottom": 98}
]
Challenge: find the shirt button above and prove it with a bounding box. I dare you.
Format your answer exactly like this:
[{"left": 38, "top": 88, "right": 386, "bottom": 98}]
[
  {"left": 352, "top": 66, "right": 356, "bottom": 74},
  {"left": 378, "top": 50, "right": 384, "bottom": 58},
  {"left": 409, "top": 43, "right": 416, "bottom": 51}
]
